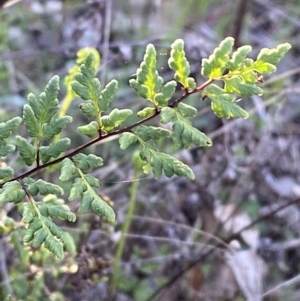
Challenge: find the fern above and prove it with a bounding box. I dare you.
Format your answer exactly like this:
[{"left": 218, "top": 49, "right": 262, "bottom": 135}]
[{"left": 0, "top": 37, "right": 291, "bottom": 258}]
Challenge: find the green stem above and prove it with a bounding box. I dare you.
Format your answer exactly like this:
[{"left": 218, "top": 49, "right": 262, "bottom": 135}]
[{"left": 110, "top": 166, "right": 139, "bottom": 295}]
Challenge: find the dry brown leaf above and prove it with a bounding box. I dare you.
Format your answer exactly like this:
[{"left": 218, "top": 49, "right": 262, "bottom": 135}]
[
  {"left": 226, "top": 247, "right": 267, "bottom": 301},
  {"left": 214, "top": 203, "right": 259, "bottom": 250}
]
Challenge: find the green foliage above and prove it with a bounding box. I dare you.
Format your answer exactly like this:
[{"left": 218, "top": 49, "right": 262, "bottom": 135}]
[
  {"left": 200, "top": 38, "right": 291, "bottom": 118},
  {"left": 0, "top": 37, "right": 290, "bottom": 260},
  {"left": 168, "top": 39, "right": 196, "bottom": 89},
  {"left": 133, "top": 125, "right": 171, "bottom": 141},
  {"left": 0, "top": 166, "right": 14, "bottom": 182},
  {"left": 64, "top": 47, "right": 100, "bottom": 104},
  {"left": 0, "top": 181, "right": 25, "bottom": 204},
  {"left": 202, "top": 37, "right": 235, "bottom": 78},
  {"left": 59, "top": 154, "right": 115, "bottom": 222},
  {"left": 21, "top": 194, "right": 76, "bottom": 259},
  {"left": 140, "top": 147, "right": 194, "bottom": 180},
  {"left": 255, "top": 43, "right": 291, "bottom": 68},
  {"left": 0, "top": 117, "right": 22, "bottom": 159},
  {"left": 77, "top": 121, "right": 99, "bottom": 138},
  {"left": 15, "top": 135, "right": 37, "bottom": 166},
  {"left": 119, "top": 132, "right": 138, "bottom": 150},
  {"left": 0, "top": 116, "right": 22, "bottom": 139},
  {"left": 24, "top": 76, "right": 61, "bottom": 137},
  {"left": 71, "top": 52, "right": 119, "bottom": 133},
  {"left": 102, "top": 108, "right": 132, "bottom": 133},
  {"left": 40, "top": 138, "right": 71, "bottom": 163},
  {"left": 42, "top": 116, "right": 72, "bottom": 140},
  {"left": 161, "top": 103, "right": 212, "bottom": 148},
  {"left": 129, "top": 44, "right": 177, "bottom": 107},
  {"left": 203, "top": 84, "right": 248, "bottom": 118}
]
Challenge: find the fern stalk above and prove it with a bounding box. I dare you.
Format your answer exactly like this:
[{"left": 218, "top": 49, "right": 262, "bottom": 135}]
[{"left": 110, "top": 163, "right": 140, "bottom": 295}]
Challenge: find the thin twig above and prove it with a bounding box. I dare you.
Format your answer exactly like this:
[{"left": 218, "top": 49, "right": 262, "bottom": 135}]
[
  {"left": 0, "top": 241, "right": 13, "bottom": 296},
  {"left": 100, "top": 0, "right": 113, "bottom": 85},
  {"left": 231, "top": 0, "right": 249, "bottom": 48}
]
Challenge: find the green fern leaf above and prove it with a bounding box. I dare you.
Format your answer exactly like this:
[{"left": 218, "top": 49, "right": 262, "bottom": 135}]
[
  {"left": 201, "top": 37, "right": 234, "bottom": 79},
  {"left": 0, "top": 116, "right": 22, "bottom": 139},
  {"left": 23, "top": 217, "right": 42, "bottom": 242},
  {"left": 172, "top": 120, "right": 212, "bottom": 148},
  {"left": 64, "top": 47, "right": 100, "bottom": 101},
  {"left": 84, "top": 174, "right": 100, "bottom": 187},
  {"left": 154, "top": 80, "right": 177, "bottom": 106},
  {"left": 0, "top": 181, "right": 25, "bottom": 204},
  {"left": 0, "top": 166, "right": 14, "bottom": 181},
  {"left": 73, "top": 153, "right": 103, "bottom": 171},
  {"left": 204, "top": 84, "right": 248, "bottom": 118},
  {"left": 72, "top": 54, "right": 119, "bottom": 123},
  {"left": 90, "top": 194, "right": 115, "bottom": 222},
  {"left": 59, "top": 158, "right": 78, "bottom": 182},
  {"left": 0, "top": 144, "right": 16, "bottom": 157},
  {"left": 227, "top": 45, "right": 252, "bottom": 71},
  {"left": 256, "top": 43, "right": 291, "bottom": 66},
  {"left": 72, "top": 52, "right": 100, "bottom": 101},
  {"left": 71, "top": 53, "right": 102, "bottom": 107},
  {"left": 160, "top": 104, "right": 211, "bottom": 148},
  {"left": 160, "top": 107, "right": 177, "bottom": 123},
  {"left": 252, "top": 43, "right": 291, "bottom": 75},
  {"left": 79, "top": 189, "right": 115, "bottom": 222},
  {"left": 102, "top": 108, "right": 132, "bottom": 132},
  {"left": 77, "top": 121, "right": 99, "bottom": 138},
  {"left": 239, "top": 69, "right": 257, "bottom": 84},
  {"left": 129, "top": 80, "right": 149, "bottom": 100},
  {"left": 32, "top": 227, "right": 48, "bottom": 248},
  {"left": 252, "top": 61, "right": 276, "bottom": 74},
  {"left": 40, "top": 138, "right": 71, "bottom": 163},
  {"left": 176, "top": 102, "right": 197, "bottom": 118},
  {"left": 23, "top": 104, "right": 39, "bottom": 138},
  {"left": 67, "top": 169, "right": 114, "bottom": 221},
  {"left": 212, "top": 95, "right": 248, "bottom": 118},
  {"left": 62, "top": 232, "right": 76, "bottom": 254},
  {"left": 78, "top": 190, "right": 93, "bottom": 213},
  {"left": 119, "top": 132, "right": 138, "bottom": 150},
  {"left": 98, "top": 79, "right": 118, "bottom": 112},
  {"left": 42, "top": 116, "right": 73, "bottom": 140},
  {"left": 69, "top": 175, "right": 100, "bottom": 201},
  {"left": 129, "top": 44, "right": 163, "bottom": 103},
  {"left": 168, "top": 39, "right": 196, "bottom": 89},
  {"left": 224, "top": 75, "right": 263, "bottom": 96},
  {"left": 28, "top": 179, "right": 63, "bottom": 195},
  {"left": 24, "top": 177, "right": 39, "bottom": 195},
  {"left": 22, "top": 203, "right": 36, "bottom": 223},
  {"left": 43, "top": 218, "right": 65, "bottom": 259},
  {"left": 69, "top": 177, "right": 86, "bottom": 201},
  {"left": 72, "top": 78, "right": 97, "bottom": 101},
  {"left": 72, "top": 78, "right": 99, "bottom": 101},
  {"left": 23, "top": 76, "right": 61, "bottom": 140},
  {"left": 79, "top": 102, "right": 96, "bottom": 118},
  {"left": 39, "top": 75, "right": 60, "bottom": 123},
  {"left": 137, "top": 107, "right": 156, "bottom": 118},
  {"left": 140, "top": 147, "right": 194, "bottom": 180},
  {"left": 44, "top": 235, "right": 64, "bottom": 259},
  {"left": 16, "top": 136, "right": 36, "bottom": 166},
  {"left": 24, "top": 211, "right": 74, "bottom": 259},
  {"left": 133, "top": 125, "right": 171, "bottom": 141},
  {"left": 38, "top": 202, "right": 76, "bottom": 222},
  {"left": 27, "top": 93, "right": 42, "bottom": 120}
]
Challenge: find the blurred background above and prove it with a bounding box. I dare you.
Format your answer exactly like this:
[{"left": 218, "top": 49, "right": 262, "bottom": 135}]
[{"left": 1, "top": 0, "right": 300, "bottom": 300}]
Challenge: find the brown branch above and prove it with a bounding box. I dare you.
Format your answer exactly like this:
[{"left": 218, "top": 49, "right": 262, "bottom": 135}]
[{"left": 231, "top": 0, "right": 249, "bottom": 48}]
